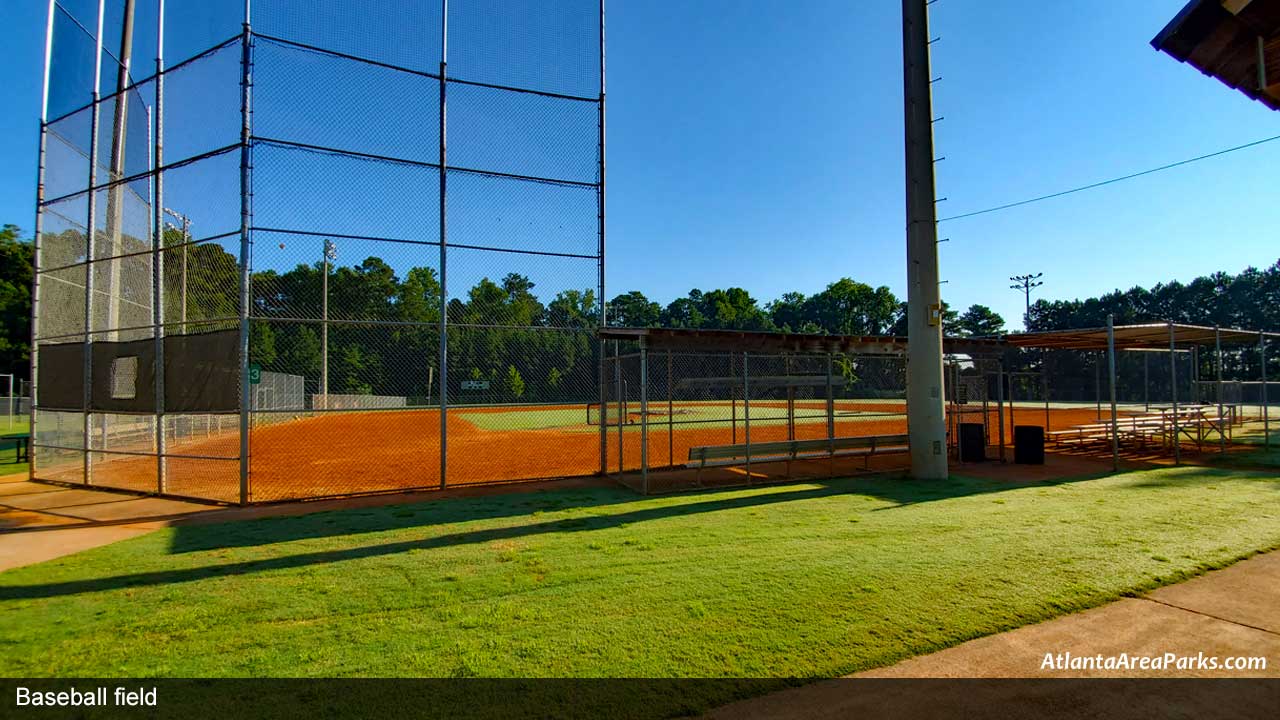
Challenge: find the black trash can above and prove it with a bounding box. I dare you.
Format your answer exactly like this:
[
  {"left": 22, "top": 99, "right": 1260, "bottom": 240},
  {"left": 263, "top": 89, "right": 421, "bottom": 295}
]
[
  {"left": 1014, "top": 425, "right": 1045, "bottom": 465},
  {"left": 958, "top": 422, "right": 986, "bottom": 462}
]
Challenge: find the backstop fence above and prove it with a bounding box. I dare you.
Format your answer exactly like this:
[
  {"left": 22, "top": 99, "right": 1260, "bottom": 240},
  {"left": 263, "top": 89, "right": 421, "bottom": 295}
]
[{"left": 31, "top": 0, "right": 605, "bottom": 503}]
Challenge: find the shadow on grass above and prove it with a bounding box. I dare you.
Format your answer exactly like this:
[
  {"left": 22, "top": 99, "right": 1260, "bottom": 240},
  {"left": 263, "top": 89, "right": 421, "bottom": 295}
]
[{"left": 0, "top": 471, "right": 1133, "bottom": 601}]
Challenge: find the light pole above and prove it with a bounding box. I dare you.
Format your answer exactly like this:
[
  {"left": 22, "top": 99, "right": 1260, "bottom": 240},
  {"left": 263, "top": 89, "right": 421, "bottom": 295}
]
[
  {"left": 321, "top": 239, "right": 337, "bottom": 410},
  {"left": 163, "top": 207, "right": 192, "bottom": 333},
  {"left": 1010, "top": 273, "right": 1044, "bottom": 327}
]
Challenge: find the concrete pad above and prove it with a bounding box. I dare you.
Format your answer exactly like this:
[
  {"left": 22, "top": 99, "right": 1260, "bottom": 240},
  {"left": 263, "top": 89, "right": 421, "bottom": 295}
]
[
  {"left": 62, "top": 497, "right": 211, "bottom": 523},
  {"left": 0, "top": 481, "right": 58, "bottom": 497},
  {"left": 1147, "top": 551, "right": 1280, "bottom": 634},
  {"left": 1, "top": 488, "right": 144, "bottom": 513},
  {"left": 858, "top": 597, "right": 1279, "bottom": 678},
  {"left": 0, "top": 524, "right": 156, "bottom": 572}
]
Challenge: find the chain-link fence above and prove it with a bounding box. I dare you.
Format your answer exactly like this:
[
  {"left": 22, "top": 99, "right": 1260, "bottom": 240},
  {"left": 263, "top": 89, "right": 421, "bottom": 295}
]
[
  {"left": 31, "top": 0, "right": 605, "bottom": 503},
  {"left": 606, "top": 347, "right": 911, "bottom": 494}
]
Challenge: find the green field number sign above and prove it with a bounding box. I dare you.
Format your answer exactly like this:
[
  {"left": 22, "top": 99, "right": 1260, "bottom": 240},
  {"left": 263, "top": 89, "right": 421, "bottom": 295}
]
[
  {"left": 249, "top": 364, "right": 262, "bottom": 385},
  {"left": 461, "top": 380, "right": 489, "bottom": 391}
]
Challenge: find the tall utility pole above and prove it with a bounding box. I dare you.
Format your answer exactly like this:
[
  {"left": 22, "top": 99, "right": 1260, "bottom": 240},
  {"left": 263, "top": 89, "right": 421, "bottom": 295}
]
[
  {"left": 1010, "top": 272, "right": 1044, "bottom": 325},
  {"left": 103, "top": 0, "right": 137, "bottom": 338},
  {"left": 902, "top": 0, "right": 947, "bottom": 480},
  {"left": 163, "top": 207, "right": 192, "bottom": 333}
]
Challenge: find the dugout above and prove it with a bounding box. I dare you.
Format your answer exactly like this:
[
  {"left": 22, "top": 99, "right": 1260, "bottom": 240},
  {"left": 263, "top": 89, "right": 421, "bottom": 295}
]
[{"left": 597, "top": 327, "right": 1003, "bottom": 493}]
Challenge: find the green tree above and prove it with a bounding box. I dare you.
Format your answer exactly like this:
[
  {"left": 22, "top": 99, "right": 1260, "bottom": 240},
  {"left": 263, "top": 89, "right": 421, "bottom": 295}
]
[
  {"left": 608, "top": 291, "right": 661, "bottom": 327},
  {"left": 0, "top": 225, "right": 33, "bottom": 378},
  {"left": 954, "top": 304, "right": 1005, "bottom": 337},
  {"left": 506, "top": 365, "right": 525, "bottom": 400}
]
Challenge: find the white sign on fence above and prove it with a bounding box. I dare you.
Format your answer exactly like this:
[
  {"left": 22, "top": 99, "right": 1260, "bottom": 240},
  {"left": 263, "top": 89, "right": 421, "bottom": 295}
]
[{"left": 460, "top": 380, "right": 490, "bottom": 391}]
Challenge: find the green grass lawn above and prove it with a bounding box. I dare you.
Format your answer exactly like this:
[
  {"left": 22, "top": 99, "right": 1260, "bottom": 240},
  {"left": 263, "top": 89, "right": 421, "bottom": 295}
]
[
  {"left": 1, "top": 466, "right": 1278, "bottom": 705},
  {"left": 456, "top": 401, "right": 899, "bottom": 433},
  {"left": 0, "top": 417, "right": 29, "bottom": 476}
]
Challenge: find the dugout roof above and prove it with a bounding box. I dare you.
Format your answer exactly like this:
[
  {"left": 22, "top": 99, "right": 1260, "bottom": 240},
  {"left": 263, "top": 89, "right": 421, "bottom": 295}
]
[
  {"left": 1002, "top": 323, "right": 1278, "bottom": 351},
  {"left": 1152, "top": 0, "right": 1280, "bottom": 110},
  {"left": 599, "top": 327, "right": 1006, "bottom": 356}
]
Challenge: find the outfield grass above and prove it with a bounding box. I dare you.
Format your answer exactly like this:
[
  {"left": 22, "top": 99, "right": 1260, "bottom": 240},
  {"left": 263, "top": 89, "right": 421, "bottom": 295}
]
[
  {"left": 456, "top": 402, "right": 897, "bottom": 432},
  {"left": 0, "top": 417, "right": 29, "bottom": 476},
  {"left": 1, "top": 467, "right": 1278, "bottom": 698}
]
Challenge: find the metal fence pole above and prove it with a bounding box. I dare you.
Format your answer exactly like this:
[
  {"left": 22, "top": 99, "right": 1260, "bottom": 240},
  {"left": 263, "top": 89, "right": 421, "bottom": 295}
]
[
  {"left": 667, "top": 349, "right": 673, "bottom": 467},
  {"left": 1107, "top": 315, "right": 1119, "bottom": 471},
  {"left": 1261, "top": 332, "right": 1269, "bottom": 451},
  {"left": 731, "top": 354, "right": 737, "bottom": 443},
  {"left": 30, "top": 0, "right": 56, "bottom": 480},
  {"left": 1169, "top": 322, "right": 1180, "bottom": 465},
  {"left": 615, "top": 340, "right": 622, "bottom": 474},
  {"left": 153, "top": 0, "right": 167, "bottom": 493},
  {"left": 437, "top": 0, "right": 450, "bottom": 490},
  {"left": 1215, "top": 325, "right": 1225, "bottom": 453},
  {"left": 640, "top": 342, "right": 648, "bottom": 494},
  {"left": 995, "top": 358, "right": 1005, "bottom": 462},
  {"left": 826, "top": 353, "right": 834, "bottom": 448},
  {"left": 743, "top": 351, "right": 751, "bottom": 483},
  {"left": 82, "top": 0, "right": 107, "bottom": 486},
  {"left": 1042, "top": 354, "right": 1050, "bottom": 433},
  {"left": 1094, "top": 352, "right": 1101, "bottom": 422},
  {"left": 236, "top": 2, "right": 254, "bottom": 505},
  {"left": 596, "top": 0, "right": 607, "bottom": 477},
  {"left": 1143, "top": 352, "right": 1149, "bottom": 411}
]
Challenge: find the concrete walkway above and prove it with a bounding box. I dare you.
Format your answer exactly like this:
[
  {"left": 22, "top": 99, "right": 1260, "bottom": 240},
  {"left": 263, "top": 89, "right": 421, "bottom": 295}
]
[
  {"left": 0, "top": 473, "right": 610, "bottom": 572},
  {"left": 708, "top": 552, "right": 1279, "bottom": 718}
]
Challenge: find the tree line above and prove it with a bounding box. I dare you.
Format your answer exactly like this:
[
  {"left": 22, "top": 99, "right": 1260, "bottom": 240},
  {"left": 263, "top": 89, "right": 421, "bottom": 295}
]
[{"left": 2, "top": 223, "right": 1277, "bottom": 402}]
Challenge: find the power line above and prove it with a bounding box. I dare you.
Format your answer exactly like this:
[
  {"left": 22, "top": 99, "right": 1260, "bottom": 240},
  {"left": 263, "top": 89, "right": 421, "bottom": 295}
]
[{"left": 938, "top": 133, "right": 1280, "bottom": 223}]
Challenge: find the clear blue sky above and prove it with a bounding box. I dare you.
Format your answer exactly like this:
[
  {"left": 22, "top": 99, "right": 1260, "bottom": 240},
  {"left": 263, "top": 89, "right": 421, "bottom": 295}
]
[{"left": 2, "top": 0, "right": 1277, "bottom": 328}]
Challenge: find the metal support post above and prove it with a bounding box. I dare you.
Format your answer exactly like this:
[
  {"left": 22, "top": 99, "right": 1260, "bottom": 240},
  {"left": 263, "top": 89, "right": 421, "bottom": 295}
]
[
  {"left": 902, "top": 0, "right": 948, "bottom": 479},
  {"left": 1094, "top": 353, "right": 1101, "bottom": 422},
  {"left": 1143, "top": 352, "right": 1149, "bottom": 411},
  {"left": 1169, "top": 322, "right": 1180, "bottom": 465},
  {"left": 236, "top": 3, "right": 253, "bottom": 505},
  {"left": 30, "top": 0, "right": 57, "bottom": 479},
  {"left": 437, "top": 0, "right": 450, "bottom": 489},
  {"left": 731, "top": 354, "right": 737, "bottom": 443},
  {"left": 826, "top": 354, "right": 835, "bottom": 446},
  {"left": 1216, "top": 326, "right": 1225, "bottom": 452},
  {"left": 83, "top": 0, "right": 107, "bottom": 486},
  {"left": 1261, "top": 333, "right": 1269, "bottom": 451},
  {"left": 639, "top": 342, "right": 648, "bottom": 493},
  {"left": 743, "top": 351, "right": 751, "bottom": 483},
  {"left": 596, "top": 0, "right": 607, "bottom": 476},
  {"left": 615, "top": 340, "right": 622, "bottom": 474},
  {"left": 1107, "top": 315, "right": 1119, "bottom": 471},
  {"left": 667, "top": 349, "right": 673, "bottom": 467},
  {"left": 995, "top": 359, "right": 1005, "bottom": 462},
  {"left": 1042, "top": 355, "right": 1050, "bottom": 433},
  {"left": 153, "top": 0, "right": 166, "bottom": 492}
]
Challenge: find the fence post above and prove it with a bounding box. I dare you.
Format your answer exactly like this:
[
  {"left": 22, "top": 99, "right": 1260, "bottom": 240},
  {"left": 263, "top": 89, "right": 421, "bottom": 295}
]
[
  {"left": 743, "top": 351, "right": 751, "bottom": 484},
  {"left": 436, "top": 0, "right": 451, "bottom": 490},
  {"left": 1169, "top": 322, "right": 1180, "bottom": 465},
  {"left": 1261, "top": 332, "right": 1269, "bottom": 451},
  {"left": 826, "top": 353, "right": 834, "bottom": 449},
  {"left": 82, "top": 0, "right": 107, "bottom": 486},
  {"left": 639, "top": 341, "right": 648, "bottom": 494},
  {"left": 667, "top": 349, "right": 673, "bottom": 467},
  {"left": 1107, "top": 314, "right": 1119, "bottom": 471},
  {"left": 615, "top": 340, "right": 622, "bottom": 474},
  {"left": 236, "top": 4, "right": 254, "bottom": 505},
  {"left": 995, "top": 357, "right": 1005, "bottom": 462},
  {"left": 596, "top": 0, "right": 608, "bottom": 478},
  {"left": 1143, "top": 352, "right": 1149, "bottom": 412},
  {"left": 1216, "top": 325, "right": 1225, "bottom": 453},
  {"left": 153, "top": 0, "right": 167, "bottom": 493}
]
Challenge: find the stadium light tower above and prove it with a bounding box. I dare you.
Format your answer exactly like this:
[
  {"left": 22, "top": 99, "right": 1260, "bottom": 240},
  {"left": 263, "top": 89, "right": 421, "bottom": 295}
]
[
  {"left": 163, "top": 208, "right": 192, "bottom": 333},
  {"left": 902, "top": 0, "right": 948, "bottom": 480},
  {"left": 1010, "top": 272, "right": 1044, "bottom": 326}
]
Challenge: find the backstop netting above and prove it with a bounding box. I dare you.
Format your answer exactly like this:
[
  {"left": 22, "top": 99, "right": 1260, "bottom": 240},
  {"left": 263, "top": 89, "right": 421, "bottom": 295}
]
[{"left": 32, "top": 0, "right": 604, "bottom": 503}]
